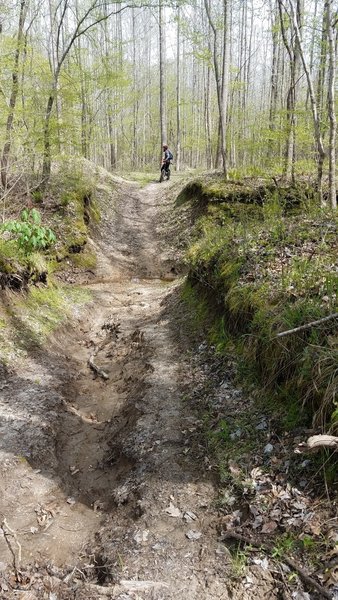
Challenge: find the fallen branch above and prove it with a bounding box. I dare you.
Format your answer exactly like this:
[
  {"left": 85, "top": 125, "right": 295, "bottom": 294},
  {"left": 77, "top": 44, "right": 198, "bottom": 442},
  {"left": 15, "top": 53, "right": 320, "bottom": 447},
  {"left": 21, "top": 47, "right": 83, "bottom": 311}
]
[
  {"left": 276, "top": 313, "right": 338, "bottom": 338},
  {"left": 88, "top": 351, "right": 109, "bottom": 380},
  {"left": 62, "top": 399, "right": 104, "bottom": 425},
  {"left": 221, "top": 530, "right": 333, "bottom": 600},
  {"left": 1, "top": 518, "right": 21, "bottom": 581},
  {"left": 87, "top": 320, "right": 120, "bottom": 380},
  {"left": 295, "top": 434, "right": 338, "bottom": 454}
]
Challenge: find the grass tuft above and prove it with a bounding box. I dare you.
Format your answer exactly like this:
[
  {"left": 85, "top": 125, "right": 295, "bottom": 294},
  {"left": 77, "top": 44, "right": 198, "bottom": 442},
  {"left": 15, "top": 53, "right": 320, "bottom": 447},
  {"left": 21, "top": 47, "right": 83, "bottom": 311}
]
[{"left": 182, "top": 176, "right": 338, "bottom": 430}]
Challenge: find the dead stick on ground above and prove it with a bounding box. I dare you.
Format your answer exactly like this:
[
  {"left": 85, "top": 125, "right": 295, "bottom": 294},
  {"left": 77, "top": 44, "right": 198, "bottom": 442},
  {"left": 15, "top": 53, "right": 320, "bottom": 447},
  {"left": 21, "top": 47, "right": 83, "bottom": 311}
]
[
  {"left": 88, "top": 349, "right": 109, "bottom": 380},
  {"left": 1, "top": 518, "right": 21, "bottom": 580},
  {"left": 276, "top": 313, "right": 338, "bottom": 339},
  {"left": 221, "top": 530, "right": 333, "bottom": 600}
]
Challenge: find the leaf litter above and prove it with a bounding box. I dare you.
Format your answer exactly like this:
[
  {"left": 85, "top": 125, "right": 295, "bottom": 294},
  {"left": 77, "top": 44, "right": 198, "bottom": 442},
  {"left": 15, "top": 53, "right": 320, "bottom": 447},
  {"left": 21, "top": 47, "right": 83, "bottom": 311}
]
[{"left": 182, "top": 336, "right": 338, "bottom": 598}]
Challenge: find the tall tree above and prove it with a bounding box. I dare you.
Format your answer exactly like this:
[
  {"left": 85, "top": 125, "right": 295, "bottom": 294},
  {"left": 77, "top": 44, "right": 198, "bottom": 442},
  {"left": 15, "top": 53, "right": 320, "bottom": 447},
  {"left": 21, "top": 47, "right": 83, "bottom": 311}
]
[
  {"left": 159, "top": 0, "right": 167, "bottom": 149},
  {"left": 41, "top": 0, "right": 132, "bottom": 186},
  {"left": 204, "top": 0, "right": 228, "bottom": 177},
  {"left": 284, "top": 0, "right": 326, "bottom": 203},
  {"left": 326, "top": 0, "right": 337, "bottom": 209},
  {"left": 176, "top": 5, "right": 181, "bottom": 171},
  {"left": 1, "top": 0, "right": 27, "bottom": 189}
]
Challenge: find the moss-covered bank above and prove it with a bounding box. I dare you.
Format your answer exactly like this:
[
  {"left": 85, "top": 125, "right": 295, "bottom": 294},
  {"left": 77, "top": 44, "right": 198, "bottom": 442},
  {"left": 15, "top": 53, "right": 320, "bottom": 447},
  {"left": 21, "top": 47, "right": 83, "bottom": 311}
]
[
  {"left": 180, "top": 175, "right": 338, "bottom": 431},
  {"left": 0, "top": 159, "right": 102, "bottom": 289}
]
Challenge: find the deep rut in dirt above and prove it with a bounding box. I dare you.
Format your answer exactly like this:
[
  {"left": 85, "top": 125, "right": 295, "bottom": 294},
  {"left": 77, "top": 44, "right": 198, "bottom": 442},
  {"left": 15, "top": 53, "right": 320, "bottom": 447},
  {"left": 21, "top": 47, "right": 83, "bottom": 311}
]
[{"left": 0, "top": 179, "right": 284, "bottom": 599}]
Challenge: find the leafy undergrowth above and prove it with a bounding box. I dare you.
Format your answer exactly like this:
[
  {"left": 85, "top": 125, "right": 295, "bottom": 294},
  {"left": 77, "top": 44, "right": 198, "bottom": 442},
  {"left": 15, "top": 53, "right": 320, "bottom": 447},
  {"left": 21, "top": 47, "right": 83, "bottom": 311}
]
[
  {"left": 0, "top": 158, "right": 109, "bottom": 366},
  {"left": 0, "top": 158, "right": 105, "bottom": 289},
  {"left": 178, "top": 174, "right": 338, "bottom": 588},
  {"left": 176, "top": 294, "right": 338, "bottom": 597},
  {"left": 180, "top": 174, "right": 338, "bottom": 433}
]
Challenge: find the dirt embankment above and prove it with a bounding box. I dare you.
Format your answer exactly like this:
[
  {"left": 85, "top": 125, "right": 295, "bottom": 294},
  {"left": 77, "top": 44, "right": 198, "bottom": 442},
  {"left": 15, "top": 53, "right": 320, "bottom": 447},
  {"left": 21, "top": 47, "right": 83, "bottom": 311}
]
[{"left": 0, "top": 173, "right": 334, "bottom": 600}]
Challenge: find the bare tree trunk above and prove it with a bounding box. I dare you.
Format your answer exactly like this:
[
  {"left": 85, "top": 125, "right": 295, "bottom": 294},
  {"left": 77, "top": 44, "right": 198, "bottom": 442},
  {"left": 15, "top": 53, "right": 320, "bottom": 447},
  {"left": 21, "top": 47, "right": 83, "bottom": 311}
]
[
  {"left": 132, "top": 7, "right": 138, "bottom": 168},
  {"left": 159, "top": 0, "right": 167, "bottom": 149},
  {"left": 104, "top": 8, "right": 115, "bottom": 170},
  {"left": 1, "top": 0, "right": 26, "bottom": 189},
  {"left": 48, "top": 0, "right": 61, "bottom": 153},
  {"left": 316, "top": 4, "right": 328, "bottom": 121},
  {"left": 202, "top": 0, "right": 213, "bottom": 170},
  {"left": 287, "top": 0, "right": 326, "bottom": 204},
  {"left": 176, "top": 6, "right": 181, "bottom": 171},
  {"left": 326, "top": 0, "right": 336, "bottom": 209},
  {"left": 204, "top": 0, "right": 228, "bottom": 178},
  {"left": 74, "top": 36, "right": 88, "bottom": 159},
  {"left": 306, "top": 0, "right": 319, "bottom": 109},
  {"left": 278, "top": 0, "right": 296, "bottom": 180},
  {"left": 269, "top": 1, "right": 279, "bottom": 152},
  {"left": 41, "top": 1, "right": 130, "bottom": 186},
  {"left": 42, "top": 82, "right": 58, "bottom": 184}
]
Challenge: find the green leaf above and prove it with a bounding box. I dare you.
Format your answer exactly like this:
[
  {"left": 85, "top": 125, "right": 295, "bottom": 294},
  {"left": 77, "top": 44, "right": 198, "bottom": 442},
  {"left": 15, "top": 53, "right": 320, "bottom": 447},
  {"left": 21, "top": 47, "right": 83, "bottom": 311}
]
[
  {"left": 30, "top": 209, "right": 41, "bottom": 225},
  {"left": 21, "top": 209, "right": 29, "bottom": 222}
]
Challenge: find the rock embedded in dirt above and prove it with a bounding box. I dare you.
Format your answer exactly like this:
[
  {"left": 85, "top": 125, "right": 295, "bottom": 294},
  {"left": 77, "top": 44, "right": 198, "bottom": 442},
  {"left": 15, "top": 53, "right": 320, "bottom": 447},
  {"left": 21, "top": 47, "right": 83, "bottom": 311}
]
[
  {"left": 264, "top": 443, "right": 274, "bottom": 454},
  {"left": 133, "top": 529, "right": 149, "bottom": 544},
  {"left": 183, "top": 511, "right": 198, "bottom": 522},
  {"left": 186, "top": 530, "right": 203, "bottom": 540},
  {"left": 164, "top": 502, "right": 182, "bottom": 518}
]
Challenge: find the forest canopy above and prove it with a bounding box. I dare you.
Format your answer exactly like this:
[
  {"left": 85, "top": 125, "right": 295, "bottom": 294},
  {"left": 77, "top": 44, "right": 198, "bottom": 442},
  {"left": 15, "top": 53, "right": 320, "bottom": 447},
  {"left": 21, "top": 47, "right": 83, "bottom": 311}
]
[{"left": 0, "top": 0, "right": 337, "bottom": 205}]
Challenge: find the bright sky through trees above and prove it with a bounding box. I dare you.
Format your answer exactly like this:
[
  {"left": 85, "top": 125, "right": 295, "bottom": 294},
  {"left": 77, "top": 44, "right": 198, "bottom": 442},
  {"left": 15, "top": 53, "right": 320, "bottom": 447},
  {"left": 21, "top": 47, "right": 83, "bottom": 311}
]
[{"left": 0, "top": 0, "right": 336, "bottom": 204}]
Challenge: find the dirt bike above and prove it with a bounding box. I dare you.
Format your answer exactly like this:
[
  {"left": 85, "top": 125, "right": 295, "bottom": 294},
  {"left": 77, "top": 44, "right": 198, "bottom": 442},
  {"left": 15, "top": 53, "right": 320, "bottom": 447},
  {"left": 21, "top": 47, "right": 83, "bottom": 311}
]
[{"left": 159, "top": 162, "right": 171, "bottom": 183}]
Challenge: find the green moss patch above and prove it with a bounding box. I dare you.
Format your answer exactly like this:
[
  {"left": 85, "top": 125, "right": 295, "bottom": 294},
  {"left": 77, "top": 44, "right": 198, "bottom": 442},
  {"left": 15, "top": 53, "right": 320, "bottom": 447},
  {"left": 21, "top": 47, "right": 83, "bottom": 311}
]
[
  {"left": 0, "top": 285, "right": 92, "bottom": 359},
  {"left": 182, "top": 176, "right": 338, "bottom": 430}
]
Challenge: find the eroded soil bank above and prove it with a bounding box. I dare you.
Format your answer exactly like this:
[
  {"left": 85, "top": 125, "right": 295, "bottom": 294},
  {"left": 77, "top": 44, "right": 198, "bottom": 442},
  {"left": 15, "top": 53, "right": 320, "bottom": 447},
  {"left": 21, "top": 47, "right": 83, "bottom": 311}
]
[{"left": 0, "top": 176, "right": 333, "bottom": 599}]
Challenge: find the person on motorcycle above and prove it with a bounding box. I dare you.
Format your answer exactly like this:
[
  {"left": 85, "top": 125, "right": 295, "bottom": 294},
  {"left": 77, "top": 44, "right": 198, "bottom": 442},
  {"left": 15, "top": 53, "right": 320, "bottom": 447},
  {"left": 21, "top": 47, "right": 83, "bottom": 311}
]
[{"left": 160, "top": 144, "right": 172, "bottom": 180}]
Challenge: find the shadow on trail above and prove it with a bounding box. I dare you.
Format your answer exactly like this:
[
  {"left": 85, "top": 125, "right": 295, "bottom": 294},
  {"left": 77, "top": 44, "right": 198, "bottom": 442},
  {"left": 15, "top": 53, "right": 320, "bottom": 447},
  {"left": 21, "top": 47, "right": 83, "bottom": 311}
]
[
  {"left": 96, "top": 182, "right": 169, "bottom": 280},
  {"left": 0, "top": 175, "right": 217, "bottom": 588},
  {"left": 0, "top": 280, "right": 210, "bottom": 515}
]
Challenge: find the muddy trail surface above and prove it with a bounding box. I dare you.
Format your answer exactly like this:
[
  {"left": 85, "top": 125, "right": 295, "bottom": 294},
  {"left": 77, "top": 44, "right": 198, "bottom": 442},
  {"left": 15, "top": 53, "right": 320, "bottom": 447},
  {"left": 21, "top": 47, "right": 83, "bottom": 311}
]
[{"left": 0, "top": 178, "right": 303, "bottom": 600}]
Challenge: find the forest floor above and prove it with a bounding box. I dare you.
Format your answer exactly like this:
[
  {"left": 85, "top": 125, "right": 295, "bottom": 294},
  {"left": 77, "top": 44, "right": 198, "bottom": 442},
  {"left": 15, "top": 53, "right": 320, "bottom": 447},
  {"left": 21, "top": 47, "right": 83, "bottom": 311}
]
[{"left": 0, "top": 174, "right": 335, "bottom": 600}]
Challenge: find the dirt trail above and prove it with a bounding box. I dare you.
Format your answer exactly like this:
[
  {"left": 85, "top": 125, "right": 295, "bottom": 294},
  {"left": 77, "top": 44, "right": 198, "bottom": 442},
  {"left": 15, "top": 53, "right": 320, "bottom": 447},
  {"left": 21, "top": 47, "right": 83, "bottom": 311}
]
[{"left": 0, "top": 178, "right": 279, "bottom": 599}]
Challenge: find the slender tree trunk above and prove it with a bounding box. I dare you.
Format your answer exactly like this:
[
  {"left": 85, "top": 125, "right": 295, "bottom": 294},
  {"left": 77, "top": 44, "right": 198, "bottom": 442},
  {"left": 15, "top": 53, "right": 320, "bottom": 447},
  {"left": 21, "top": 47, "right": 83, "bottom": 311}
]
[
  {"left": 204, "top": 0, "right": 228, "bottom": 178},
  {"left": 278, "top": 0, "right": 302, "bottom": 182},
  {"left": 326, "top": 0, "right": 336, "bottom": 209},
  {"left": 42, "top": 82, "right": 58, "bottom": 185},
  {"left": 316, "top": 4, "right": 328, "bottom": 121},
  {"left": 104, "top": 9, "right": 115, "bottom": 170},
  {"left": 132, "top": 7, "right": 138, "bottom": 168},
  {"left": 268, "top": 1, "right": 279, "bottom": 155},
  {"left": 176, "top": 6, "right": 181, "bottom": 171},
  {"left": 1, "top": 0, "right": 26, "bottom": 189},
  {"left": 75, "top": 38, "right": 88, "bottom": 159},
  {"left": 306, "top": 0, "right": 319, "bottom": 109},
  {"left": 49, "top": 0, "right": 62, "bottom": 153},
  {"left": 159, "top": 0, "right": 167, "bottom": 149},
  {"left": 287, "top": 0, "right": 326, "bottom": 204}
]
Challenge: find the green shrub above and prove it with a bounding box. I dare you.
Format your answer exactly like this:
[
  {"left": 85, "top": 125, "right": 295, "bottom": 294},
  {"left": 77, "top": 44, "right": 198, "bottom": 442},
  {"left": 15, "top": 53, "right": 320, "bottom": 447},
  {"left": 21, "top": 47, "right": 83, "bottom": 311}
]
[{"left": 2, "top": 209, "right": 56, "bottom": 254}]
